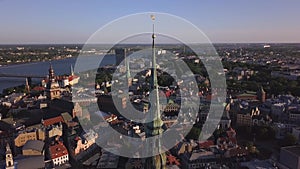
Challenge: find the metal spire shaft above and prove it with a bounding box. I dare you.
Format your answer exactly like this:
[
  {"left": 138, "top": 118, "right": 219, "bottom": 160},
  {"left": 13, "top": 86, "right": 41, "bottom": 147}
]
[{"left": 145, "top": 14, "right": 166, "bottom": 169}]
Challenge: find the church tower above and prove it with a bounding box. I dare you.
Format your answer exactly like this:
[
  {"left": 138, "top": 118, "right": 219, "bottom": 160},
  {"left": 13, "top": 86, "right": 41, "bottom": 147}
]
[
  {"left": 125, "top": 49, "right": 133, "bottom": 87},
  {"left": 5, "top": 143, "right": 14, "bottom": 169},
  {"left": 219, "top": 105, "right": 231, "bottom": 130},
  {"left": 25, "top": 77, "right": 30, "bottom": 93},
  {"left": 46, "top": 64, "right": 61, "bottom": 100},
  {"left": 145, "top": 15, "right": 166, "bottom": 169},
  {"left": 257, "top": 86, "right": 266, "bottom": 103}
]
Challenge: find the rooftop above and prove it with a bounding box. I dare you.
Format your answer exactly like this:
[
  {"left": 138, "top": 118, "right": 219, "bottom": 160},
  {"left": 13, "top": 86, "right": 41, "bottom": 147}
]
[
  {"left": 43, "top": 116, "right": 64, "bottom": 126},
  {"left": 241, "top": 159, "right": 275, "bottom": 169},
  {"left": 14, "top": 155, "right": 45, "bottom": 169},
  {"left": 189, "top": 149, "right": 215, "bottom": 161},
  {"left": 49, "top": 142, "right": 68, "bottom": 159},
  {"left": 282, "top": 145, "right": 300, "bottom": 156},
  {"left": 23, "top": 140, "right": 45, "bottom": 152},
  {"left": 61, "top": 112, "right": 72, "bottom": 122}
]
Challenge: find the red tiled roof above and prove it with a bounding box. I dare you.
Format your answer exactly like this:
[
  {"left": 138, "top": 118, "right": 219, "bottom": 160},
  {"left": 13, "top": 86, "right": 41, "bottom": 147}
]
[
  {"left": 167, "top": 154, "right": 180, "bottom": 166},
  {"left": 229, "top": 138, "right": 237, "bottom": 144},
  {"left": 206, "top": 94, "right": 212, "bottom": 101},
  {"left": 74, "top": 136, "right": 80, "bottom": 141},
  {"left": 199, "top": 140, "right": 214, "bottom": 148},
  {"left": 218, "top": 136, "right": 237, "bottom": 145},
  {"left": 218, "top": 137, "right": 227, "bottom": 142},
  {"left": 110, "top": 119, "right": 122, "bottom": 125},
  {"left": 49, "top": 142, "right": 68, "bottom": 159},
  {"left": 32, "top": 86, "right": 45, "bottom": 91},
  {"left": 68, "top": 75, "right": 79, "bottom": 82},
  {"left": 165, "top": 90, "right": 172, "bottom": 98},
  {"left": 228, "top": 147, "right": 248, "bottom": 156},
  {"left": 227, "top": 131, "right": 236, "bottom": 138},
  {"left": 43, "top": 116, "right": 64, "bottom": 126}
]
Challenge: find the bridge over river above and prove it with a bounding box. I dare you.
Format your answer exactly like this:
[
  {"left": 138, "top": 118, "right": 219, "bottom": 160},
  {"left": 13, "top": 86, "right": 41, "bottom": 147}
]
[{"left": 0, "top": 73, "right": 45, "bottom": 86}]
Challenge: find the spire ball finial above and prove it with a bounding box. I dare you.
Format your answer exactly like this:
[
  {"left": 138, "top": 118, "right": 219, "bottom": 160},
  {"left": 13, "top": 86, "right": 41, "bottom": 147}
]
[{"left": 150, "top": 14, "right": 155, "bottom": 21}]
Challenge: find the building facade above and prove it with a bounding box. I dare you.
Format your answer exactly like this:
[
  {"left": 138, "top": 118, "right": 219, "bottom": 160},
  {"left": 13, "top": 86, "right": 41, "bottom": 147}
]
[
  {"left": 236, "top": 113, "right": 252, "bottom": 127},
  {"left": 49, "top": 142, "right": 69, "bottom": 166},
  {"left": 14, "top": 131, "right": 37, "bottom": 147}
]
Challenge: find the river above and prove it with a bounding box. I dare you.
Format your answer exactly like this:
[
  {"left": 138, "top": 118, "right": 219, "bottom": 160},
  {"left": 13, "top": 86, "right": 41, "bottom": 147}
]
[{"left": 0, "top": 55, "right": 115, "bottom": 93}]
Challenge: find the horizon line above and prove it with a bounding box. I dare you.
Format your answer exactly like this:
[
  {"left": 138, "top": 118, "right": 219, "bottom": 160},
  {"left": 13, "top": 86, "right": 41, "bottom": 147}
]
[{"left": 0, "top": 42, "right": 300, "bottom": 46}]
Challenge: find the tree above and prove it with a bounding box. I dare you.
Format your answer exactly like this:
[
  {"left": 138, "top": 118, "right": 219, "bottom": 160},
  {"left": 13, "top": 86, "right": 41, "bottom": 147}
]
[
  {"left": 258, "top": 127, "right": 268, "bottom": 140},
  {"left": 281, "top": 133, "right": 297, "bottom": 146},
  {"left": 252, "top": 126, "right": 275, "bottom": 141},
  {"left": 245, "top": 141, "right": 259, "bottom": 154},
  {"left": 186, "top": 127, "right": 201, "bottom": 140},
  {"left": 158, "top": 74, "right": 174, "bottom": 86}
]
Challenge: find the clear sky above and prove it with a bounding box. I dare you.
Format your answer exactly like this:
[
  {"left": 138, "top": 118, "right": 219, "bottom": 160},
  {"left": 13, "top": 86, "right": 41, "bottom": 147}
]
[{"left": 0, "top": 0, "right": 299, "bottom": 44}]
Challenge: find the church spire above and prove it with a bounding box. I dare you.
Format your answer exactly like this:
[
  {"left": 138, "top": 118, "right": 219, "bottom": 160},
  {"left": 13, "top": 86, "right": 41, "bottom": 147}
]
[
  {"left": 25, "top": 77, "right": 30, "bottom": 93},
  {"left": 70, "top": 64, "right": 74, "bottom": 76},
  {"left": 125, "top": 49, "right": 132, "bottom": 87},
  {"left": 49, "top": 63, "right": 55, "bottom": 82},
  {"left": 257, "top": 86, "right": 266, "bottom": 103},
  {"left": 145, "top": 14, "right": 166, "bottom": 169}
]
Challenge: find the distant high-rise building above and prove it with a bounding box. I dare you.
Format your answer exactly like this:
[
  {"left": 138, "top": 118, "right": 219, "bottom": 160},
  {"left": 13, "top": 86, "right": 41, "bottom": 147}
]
[{"left": 115, "top": 48, "right": 127, "bottom": 66}]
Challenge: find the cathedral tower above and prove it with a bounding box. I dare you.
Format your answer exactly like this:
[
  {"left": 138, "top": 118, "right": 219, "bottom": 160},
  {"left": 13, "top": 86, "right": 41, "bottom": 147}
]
[{"left": 46, "top": 64, "right": 61, "bottom": 100}]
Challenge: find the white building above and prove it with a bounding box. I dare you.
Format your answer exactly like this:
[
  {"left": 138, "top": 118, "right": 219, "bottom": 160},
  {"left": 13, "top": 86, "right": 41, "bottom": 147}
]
[{"left": 49, "top": 142, "right": 69, "bottom": 166}]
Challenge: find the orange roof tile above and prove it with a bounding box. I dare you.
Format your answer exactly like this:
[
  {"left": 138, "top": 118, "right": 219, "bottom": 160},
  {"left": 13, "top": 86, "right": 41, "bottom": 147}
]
[
  {"left": 167, "top": 154, "right": 180, "bottom": 166},
  {"left": 32, "top": 86, "right": 46, "bottom": 91},
  {"left": 199, "top": 140, "right": 214, "bottom": 148},
  {"left": 206, "top": 94, "right": 212, "bottom": 100},
  {"left": 49, "top": 142, "right": 68, "bottom": 159},
  {"left": 43, "top": 116, "right": 64, "bottom": 126},
  {"left": 68, "top": 75, "right": 79, "bottom": 81}
]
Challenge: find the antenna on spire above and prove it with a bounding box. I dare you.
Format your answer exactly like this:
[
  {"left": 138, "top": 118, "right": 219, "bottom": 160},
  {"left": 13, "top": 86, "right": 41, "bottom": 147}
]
[
  {"left": 150, "top": 14, "right": 155, "bottom": 21},
  {"left": 150, "top": 14, "right": 157, "bottom": 90}
]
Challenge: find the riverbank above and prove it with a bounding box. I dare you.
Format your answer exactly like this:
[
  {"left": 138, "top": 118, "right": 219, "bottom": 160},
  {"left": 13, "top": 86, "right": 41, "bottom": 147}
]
[
  {"left": 0, "top": 55, "right": 75, "bottom": 67},
  {"left": 0, "top": 54, "right": 116, "bottom": 94}
]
